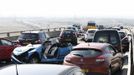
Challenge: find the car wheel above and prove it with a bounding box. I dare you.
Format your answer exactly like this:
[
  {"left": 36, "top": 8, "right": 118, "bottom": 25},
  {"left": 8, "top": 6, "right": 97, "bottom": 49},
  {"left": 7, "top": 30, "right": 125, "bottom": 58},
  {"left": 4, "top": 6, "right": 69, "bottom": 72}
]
[{"left": 29, "top": 56, "right": 40, "bottom": 63}]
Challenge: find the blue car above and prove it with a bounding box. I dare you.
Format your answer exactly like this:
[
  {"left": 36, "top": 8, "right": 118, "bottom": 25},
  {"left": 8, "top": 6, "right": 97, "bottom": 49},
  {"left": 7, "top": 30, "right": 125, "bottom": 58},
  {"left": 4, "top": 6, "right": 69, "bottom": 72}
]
[{"left": 11, "top": 41, "right": 72, "bottom": 64}]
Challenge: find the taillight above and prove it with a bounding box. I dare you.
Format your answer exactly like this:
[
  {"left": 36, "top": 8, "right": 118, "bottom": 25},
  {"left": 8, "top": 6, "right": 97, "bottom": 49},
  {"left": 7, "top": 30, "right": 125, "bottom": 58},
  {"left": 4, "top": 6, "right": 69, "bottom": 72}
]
[{"left": 96, "top": 55, "right": 105, "bottom": 63}]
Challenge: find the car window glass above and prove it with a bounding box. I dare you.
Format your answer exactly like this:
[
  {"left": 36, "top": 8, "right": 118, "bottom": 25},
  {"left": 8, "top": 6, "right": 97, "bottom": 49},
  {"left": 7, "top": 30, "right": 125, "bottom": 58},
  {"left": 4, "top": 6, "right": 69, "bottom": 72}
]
[
  {"left": 62, "top": 30, "right": 75, "bottom": 37},
  {"left": 63, "top": 30, "right": 72, "bottom": 34},
  {"left": 45, "top": 33, "right": 50, "bottom": 38},
  {"left": 95, "top": 34, "right": 109, "bottom": 43},
  {"left": 1, "top": 39, "right": 12, "bottom": 45},
  {"left": 0, "top": 40, "right": 2, "bottom": 45},
  {"left": 110, "top": 34, "right": 118, "bottom": 44},
  {"left": 19, "top": 33, "right": 39, "bottom": 40},
  {"left": 105, "top": 46, "right": 116, "bottom": 54},
  {"left": 88, "top": 30, "right": 95, "bottom": 33},
  {"left": 71, "top": 49, "right": 101, "bottom": 57},
  {"left": 40, "top": 33, "right": 46, "bottom": 40}
]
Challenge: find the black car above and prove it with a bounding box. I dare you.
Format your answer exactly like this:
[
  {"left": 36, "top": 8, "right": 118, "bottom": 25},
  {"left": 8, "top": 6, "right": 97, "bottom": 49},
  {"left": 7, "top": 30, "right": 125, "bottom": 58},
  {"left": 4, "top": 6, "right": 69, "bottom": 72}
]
[
  {"left": 17, "top": 31, "right": 50, "bottom": 45},
  {"left": 59, "top": 29, "right": 77, "bottom": 45},
  {"left": 93, "top": 29, "right": 122, "bottom": 53}
]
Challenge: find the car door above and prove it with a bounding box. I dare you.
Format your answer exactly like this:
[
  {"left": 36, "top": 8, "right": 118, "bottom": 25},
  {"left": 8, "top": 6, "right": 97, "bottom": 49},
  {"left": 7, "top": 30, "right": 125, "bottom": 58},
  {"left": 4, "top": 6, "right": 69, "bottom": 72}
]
[
  {"left": 0, "top": 39, "right": 15, "bottom": 60},
  {"left": 39, "top": 32, "right": 47, "bottom": 43},
  {"left": 107, "top": 45, "right": 122, "bottom": 71}
]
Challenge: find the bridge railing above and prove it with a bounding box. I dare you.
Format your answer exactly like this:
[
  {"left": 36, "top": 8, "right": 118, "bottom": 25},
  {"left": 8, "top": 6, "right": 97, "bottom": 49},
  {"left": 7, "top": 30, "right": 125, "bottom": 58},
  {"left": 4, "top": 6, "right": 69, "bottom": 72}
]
[{"left": 0, "top": 27, "right": 66, "bottom": 38}]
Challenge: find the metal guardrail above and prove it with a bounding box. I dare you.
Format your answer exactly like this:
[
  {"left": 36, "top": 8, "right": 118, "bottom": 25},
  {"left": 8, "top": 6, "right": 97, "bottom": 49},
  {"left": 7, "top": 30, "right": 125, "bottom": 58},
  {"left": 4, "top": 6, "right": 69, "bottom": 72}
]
[{"left": 0, "top": 27, "right": 66, "bottom": 38}]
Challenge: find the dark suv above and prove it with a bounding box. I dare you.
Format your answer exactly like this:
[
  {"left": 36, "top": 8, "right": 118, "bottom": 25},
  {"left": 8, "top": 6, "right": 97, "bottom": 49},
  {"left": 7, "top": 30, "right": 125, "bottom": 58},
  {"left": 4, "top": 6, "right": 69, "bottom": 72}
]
[
  {"left": 17, "top": 31, "right": 50, "bottom": 45},
  {"left": 59, "top": 29, "right": 77, "bottom": 45},
  {"left": 93, "top": 29, "right": 122, "bottom": 52}
]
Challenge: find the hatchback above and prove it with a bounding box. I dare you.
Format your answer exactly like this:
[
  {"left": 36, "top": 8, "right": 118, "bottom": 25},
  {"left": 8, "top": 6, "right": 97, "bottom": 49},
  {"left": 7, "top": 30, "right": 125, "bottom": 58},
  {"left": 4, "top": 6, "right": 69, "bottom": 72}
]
[
  {"left": 92, "top": 29, "right": 122, "bottom": 52},
  {"left": 67, "top": 27, "right": 81, "bottom": 37},
  {"left": 64, "top": 43, "right": 123, "bottom": 75},
  {"left": 59, "top": 29, "right": 77, "bottom": 45},
  {"left": 17, "top": 31, "right": 50, "bottom": 45}
]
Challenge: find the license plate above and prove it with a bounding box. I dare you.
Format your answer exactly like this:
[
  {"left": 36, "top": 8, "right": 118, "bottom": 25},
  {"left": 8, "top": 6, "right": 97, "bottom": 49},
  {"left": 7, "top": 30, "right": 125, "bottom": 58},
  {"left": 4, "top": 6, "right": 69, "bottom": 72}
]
[
  {"left": 65, "top": 39, "right": 71, "bottom": 41},
  {"left": 82, "top": 69, "right": 89, "bottom": 72}
]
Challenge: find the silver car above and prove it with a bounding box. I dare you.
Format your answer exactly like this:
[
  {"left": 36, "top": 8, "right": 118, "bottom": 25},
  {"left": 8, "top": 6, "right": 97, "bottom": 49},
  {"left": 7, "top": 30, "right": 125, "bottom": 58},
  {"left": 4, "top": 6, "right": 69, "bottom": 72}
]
[{"left": 0, "top": 64, "right": 85, "bottom": 75}]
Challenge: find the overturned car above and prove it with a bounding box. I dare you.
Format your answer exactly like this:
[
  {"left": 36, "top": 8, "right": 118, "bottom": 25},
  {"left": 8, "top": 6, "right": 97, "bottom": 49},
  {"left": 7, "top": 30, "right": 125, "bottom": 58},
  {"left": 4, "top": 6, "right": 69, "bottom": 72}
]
[{"left": 11, "top": 41, "right": 72, "bottom": 64}]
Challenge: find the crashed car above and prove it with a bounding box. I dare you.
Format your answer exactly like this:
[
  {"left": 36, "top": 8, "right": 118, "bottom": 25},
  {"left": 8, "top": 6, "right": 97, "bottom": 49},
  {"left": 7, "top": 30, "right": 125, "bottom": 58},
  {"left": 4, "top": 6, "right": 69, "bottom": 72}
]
[{"left": 11, "top": 41, "right": 72, "bottom": 64}]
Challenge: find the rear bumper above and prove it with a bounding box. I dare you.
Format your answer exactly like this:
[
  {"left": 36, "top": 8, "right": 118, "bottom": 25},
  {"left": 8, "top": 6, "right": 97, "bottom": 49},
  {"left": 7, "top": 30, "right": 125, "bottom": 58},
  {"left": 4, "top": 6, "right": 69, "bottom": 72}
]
[{"left": 64, "top": 61, "right": 108, "bottom": 74}]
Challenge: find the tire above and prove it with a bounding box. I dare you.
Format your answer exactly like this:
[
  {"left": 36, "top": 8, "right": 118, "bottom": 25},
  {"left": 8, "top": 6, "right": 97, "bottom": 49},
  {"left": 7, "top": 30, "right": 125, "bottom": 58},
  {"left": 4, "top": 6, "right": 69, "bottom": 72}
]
[{"left": 29, "top": 56, "right": 40, "bottom": 64}]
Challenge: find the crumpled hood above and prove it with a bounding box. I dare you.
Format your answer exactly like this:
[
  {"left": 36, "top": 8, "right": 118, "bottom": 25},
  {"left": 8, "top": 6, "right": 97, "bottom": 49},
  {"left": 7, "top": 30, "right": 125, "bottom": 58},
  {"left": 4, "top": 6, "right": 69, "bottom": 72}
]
[{"left": 13, "top": 44, "right": 41, "bottom": 56}]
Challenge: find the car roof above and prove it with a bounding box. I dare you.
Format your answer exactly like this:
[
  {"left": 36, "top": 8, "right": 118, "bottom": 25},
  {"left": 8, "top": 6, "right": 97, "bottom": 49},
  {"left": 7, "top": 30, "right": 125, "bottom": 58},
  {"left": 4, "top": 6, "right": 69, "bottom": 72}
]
[
  {"left": 98, "top": 29, "right": 118, "bottom": 32},
  {"left": 73, "top": 43, "right": 109, "bottom": 51},
  {"left": 0, "top": 64, "right": 80, "bottom": 75},
  {"left": 87, "top": 29, "right": 98, "bottom": 31},
  {"left": 22, "top": 31, "right": 44, "bottom": 34}
]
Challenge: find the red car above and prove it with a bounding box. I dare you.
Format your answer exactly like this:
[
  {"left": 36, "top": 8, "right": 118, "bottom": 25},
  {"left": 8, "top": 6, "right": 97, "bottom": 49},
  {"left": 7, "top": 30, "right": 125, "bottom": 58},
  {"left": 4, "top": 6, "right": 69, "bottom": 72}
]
[
  {"left": 64, "top": 43, "right": 123, "bottom": 75},
  {"left": 0, "top": 38, "right": 17, "bottom": 62}
]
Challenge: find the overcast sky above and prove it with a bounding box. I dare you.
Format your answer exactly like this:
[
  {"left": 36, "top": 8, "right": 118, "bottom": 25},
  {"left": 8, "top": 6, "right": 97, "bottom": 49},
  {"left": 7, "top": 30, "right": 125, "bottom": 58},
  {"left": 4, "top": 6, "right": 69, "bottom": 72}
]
[{"left": 0, "top": 0, "right": 134, "bottom": 18}]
